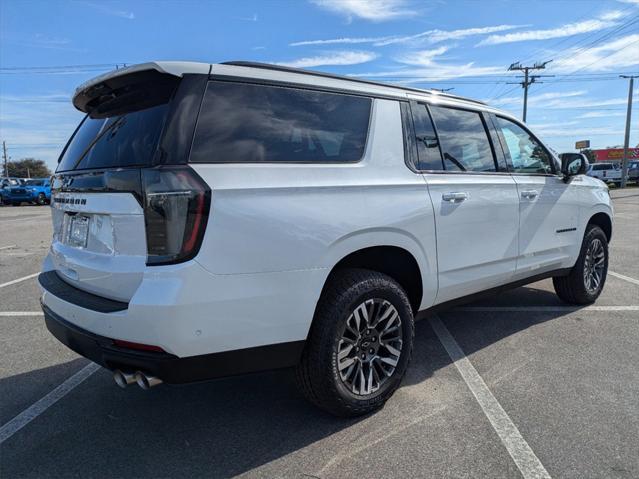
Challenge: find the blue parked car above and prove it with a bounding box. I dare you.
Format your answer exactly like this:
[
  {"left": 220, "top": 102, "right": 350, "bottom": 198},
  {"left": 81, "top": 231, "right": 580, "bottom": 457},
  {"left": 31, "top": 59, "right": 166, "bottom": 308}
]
[
  {"left": 0, "top": 177, "right": 24, "bottom": 205},
  {"left": 0, "top": 177, "right": 51, "bottom": 205}
]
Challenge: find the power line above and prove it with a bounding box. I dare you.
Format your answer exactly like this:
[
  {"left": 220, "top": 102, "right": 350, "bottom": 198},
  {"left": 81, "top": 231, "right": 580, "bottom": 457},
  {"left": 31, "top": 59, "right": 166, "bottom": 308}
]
[
  {"left": 533, "top": 37, "right": 639, "bottom": 96},
  {"left": 487, "top": 10, "right": 639, "bottom": 104},
  {"left": 0, "top": 63, "right": 127, "bottom": 71},
  {"left": 0, "top": 63, "right": 129, "bottom": 75},
  {"left": 516, "top": 3, "right": 635, "bottom": 65}
]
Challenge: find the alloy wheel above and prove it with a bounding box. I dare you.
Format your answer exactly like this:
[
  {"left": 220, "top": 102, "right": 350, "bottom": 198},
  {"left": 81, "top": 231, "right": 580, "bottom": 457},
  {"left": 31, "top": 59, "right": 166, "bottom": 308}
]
[
  {"left": 337, "top": 298, "right": 403, "bottom": 396},
  {"left": 583, "top": 238, "right": 605, "bottom": 294}
]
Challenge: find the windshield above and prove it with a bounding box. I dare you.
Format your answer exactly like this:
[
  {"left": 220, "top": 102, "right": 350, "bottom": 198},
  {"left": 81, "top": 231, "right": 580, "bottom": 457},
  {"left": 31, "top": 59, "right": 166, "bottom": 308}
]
[
  {"left": 57, "top": 103, "right": 169, "bottom": 172},
  {"left": 25, "top": 179, "right": 46, "bottom": 186}
]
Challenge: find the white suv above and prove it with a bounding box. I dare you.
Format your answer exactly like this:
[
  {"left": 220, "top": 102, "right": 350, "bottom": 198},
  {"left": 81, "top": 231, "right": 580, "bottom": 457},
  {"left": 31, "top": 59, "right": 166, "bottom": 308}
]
[{"left": 40, "top": 61, "right": 613, "bottom": 416}]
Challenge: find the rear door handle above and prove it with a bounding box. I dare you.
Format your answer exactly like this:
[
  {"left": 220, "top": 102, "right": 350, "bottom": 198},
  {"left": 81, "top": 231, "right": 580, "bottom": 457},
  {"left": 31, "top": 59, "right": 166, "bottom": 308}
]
[
  {"left": 442, "top": 192, "right": 468, "bottom": 203},
  {"left": 521, "top": 190, "right": 539, "bottom": 199}
]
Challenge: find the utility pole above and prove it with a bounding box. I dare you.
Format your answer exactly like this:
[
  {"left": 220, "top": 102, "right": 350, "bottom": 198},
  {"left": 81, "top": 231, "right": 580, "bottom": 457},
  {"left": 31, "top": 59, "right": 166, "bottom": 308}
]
[
  {"left": 2, "top": 141, "right": 8, "bottom": 177},
  {"left": 508, "top": 61, "right": 553, "bottom": 122},
  {"left": 620, "top": 75, "right": 637, "bottom": 189}
]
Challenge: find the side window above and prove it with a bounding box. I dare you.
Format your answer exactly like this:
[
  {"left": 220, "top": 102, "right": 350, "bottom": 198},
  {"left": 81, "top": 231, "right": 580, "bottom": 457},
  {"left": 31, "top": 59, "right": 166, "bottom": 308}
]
[
  {"left": 190, "top": 81, "right": 372, "bottom": 163},
  {"left": 429, "top": 106, "right": 497, "bottom": 172},
  {"left": 495, "top": 117, "right": 554, "bottom": 174},
  {"left": 412, "top": 103, "right": 443, "bottom": 170}
]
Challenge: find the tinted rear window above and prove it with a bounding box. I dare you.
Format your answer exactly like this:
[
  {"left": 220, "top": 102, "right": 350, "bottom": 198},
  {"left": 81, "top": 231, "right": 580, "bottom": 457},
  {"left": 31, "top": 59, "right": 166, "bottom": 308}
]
[
  {"left": 190, "top": 82, "right": 371, "bottom": 163},
  {"left": 57, "top": 104, "right": 169, "bottom": 172},
  {"left": 429, "top": 106, "right": 496, "bottom": 172}
]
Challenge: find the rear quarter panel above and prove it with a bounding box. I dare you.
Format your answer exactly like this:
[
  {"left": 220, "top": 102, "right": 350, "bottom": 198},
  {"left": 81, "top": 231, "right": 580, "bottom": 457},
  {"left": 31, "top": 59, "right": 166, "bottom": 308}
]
[{"left": 191, "top": 98, "right": 438, "bottom": 310}]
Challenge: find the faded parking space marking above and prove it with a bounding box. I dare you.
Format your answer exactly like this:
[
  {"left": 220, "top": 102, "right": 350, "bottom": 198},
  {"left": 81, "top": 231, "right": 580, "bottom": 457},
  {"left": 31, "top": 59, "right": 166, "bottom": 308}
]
[
  {"left": 609, "top": 271, "right": 639, "bottom": 287},
  {"left": 0, "top": 312, "right": 44, "bottom": 316},
  {"left": 0, "top": 244, "right": 17, "bottom": 251},
  {"left": 454, "top": 305, "right": 639, "bottom": 312},
  {"left": 0, "top": 216, "right": 51, "bottom": 224},
  {"left": 0, "top": 363, "right": 100, "bottom": 445},
  {"left": 0, "top": 273, "right": 39, "bottom": 289},
  {"left": 429, "top": 314, "right": 551, "bottom": 479}
]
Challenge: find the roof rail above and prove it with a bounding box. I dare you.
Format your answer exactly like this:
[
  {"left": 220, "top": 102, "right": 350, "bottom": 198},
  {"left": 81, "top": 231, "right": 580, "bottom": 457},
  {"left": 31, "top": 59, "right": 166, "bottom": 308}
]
[{"left": 221, "top": 61, "right": 486, "bottom": 106}]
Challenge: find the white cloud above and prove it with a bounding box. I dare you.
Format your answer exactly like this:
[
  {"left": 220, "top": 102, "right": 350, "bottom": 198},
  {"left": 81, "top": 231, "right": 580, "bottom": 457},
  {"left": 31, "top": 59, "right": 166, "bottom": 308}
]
[
  {"left": 545, "top": 97, "right": 632, "bottom": 109},
  {"left": 276, "top": 51, "right": 378, "bottom": 68},
  {"left": 577, "top": 111, "right": 627, "bottom": 119},
  {"left": 354, "top": 46, "right": 505, "bottom": 81},
  {"left": 377, "top": 24, "right": 526, "bottom": 46},
  {"left": 290, "top": 24, "right": 524, "bottom": 47},
  {"left": 235, "top": 13, "right": 258, "bottom": 22},
  {"left": 290, "top": 36, "right": 396, "bottom": 47},
  {"left": 83, "top": 2, "right": 135, "bottom": 19},
  {"left": 0, "top": 94, "right": 82, "bottom": 171},
  {"left": 9, "top": 33, "right": 86, "bottom": 52},
  {"left": 477, "top": 11, "right": 622, "bottom": 46},
  {"left": 551, "top": 33, "right": 639, "bottom": 72},
  {"left": 490, "top": 90, "right": 588, "bottom": 106},
  {"left": 530, "top": 125, "right": 625, "bottom": 138},
  {"left": 617, "top": 0, "right": 639, "bottom": 5},
  {"left": 309, "top": 0, "right": 416, "bottom": 22}
]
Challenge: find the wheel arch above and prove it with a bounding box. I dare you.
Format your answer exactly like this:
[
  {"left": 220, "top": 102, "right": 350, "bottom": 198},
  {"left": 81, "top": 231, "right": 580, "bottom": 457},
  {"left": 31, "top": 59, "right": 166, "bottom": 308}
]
[
  {"left": 587, "top": 211, "right": 612, "bottom": 242},
  {"left": 318, "top": 230, "right": 434, "bottom": 314}
]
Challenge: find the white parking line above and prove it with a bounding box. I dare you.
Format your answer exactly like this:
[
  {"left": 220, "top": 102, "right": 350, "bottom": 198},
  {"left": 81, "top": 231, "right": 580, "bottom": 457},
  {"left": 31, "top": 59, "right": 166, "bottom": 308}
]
[
  {"left": 429, "top": 315, "right": 551, "bottom": 479},
  {"left": 0, "top": 273, "right": 39, "bottom": 289},
  {"left": 0, "top": 312, "right": 44, "bottom": 317},
  {"left": 609, "top": 271, "right": 639, "bottom": 286},
  {"left": 454, "top": 305, "right": 639, "bottom": 312},
  {"left": 0, "top": 363, "right": 100, "bottom": 444},
  {"left": 0, "top": 216, "right": 50, "bottom": 224},
  {"left": 0, "top": 244, "right": 17, "bottom": 251}
]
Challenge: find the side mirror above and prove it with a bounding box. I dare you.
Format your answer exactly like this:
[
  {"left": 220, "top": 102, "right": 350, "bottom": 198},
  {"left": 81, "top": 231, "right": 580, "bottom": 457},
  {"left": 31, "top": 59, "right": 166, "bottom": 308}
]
[{"left": 559, "top": 153, "right": 588, "bottom": 180}]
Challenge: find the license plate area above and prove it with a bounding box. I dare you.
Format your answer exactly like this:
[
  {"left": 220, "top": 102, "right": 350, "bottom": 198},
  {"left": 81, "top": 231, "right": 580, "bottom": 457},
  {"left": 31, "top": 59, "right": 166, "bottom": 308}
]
[{"left": 65, "top": 214, "right": 90, "bottom": 249}]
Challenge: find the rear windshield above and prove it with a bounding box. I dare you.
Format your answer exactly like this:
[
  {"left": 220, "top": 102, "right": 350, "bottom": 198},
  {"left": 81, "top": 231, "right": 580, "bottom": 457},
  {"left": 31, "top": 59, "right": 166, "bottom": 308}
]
[
  {"left": 190, "top": 81, "right": 371, "bottom": 163},
  {"left": 57, "top": 104, "right": 169, "bottom": 172}
]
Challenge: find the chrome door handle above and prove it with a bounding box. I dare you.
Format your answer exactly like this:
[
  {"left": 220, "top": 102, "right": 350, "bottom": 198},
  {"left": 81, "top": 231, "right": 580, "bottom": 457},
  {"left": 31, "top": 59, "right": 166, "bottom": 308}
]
[
  {"left": 442, "top": 192, "right": 468, "bottom": 203},
  {"left": 521, "top": 190, "right": 539, "bottom": 199}
]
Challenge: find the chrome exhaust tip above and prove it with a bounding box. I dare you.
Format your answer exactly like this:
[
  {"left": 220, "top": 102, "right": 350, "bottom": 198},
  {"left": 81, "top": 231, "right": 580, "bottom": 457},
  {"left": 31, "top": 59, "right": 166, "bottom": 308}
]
[
  {"left": 135, "top": 371, "right": 163, "bottom": 390},
  {"left": 113, "top": 370, "right": 137, "bottom": 388}
]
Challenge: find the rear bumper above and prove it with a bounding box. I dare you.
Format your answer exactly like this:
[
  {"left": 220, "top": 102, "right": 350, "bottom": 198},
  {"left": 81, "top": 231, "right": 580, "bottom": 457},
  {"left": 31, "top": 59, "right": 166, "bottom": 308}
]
[
  {"left": 39, "top": 256, "right": 324, "bottom": 358},
  {"left": 38, "top": 263, "right": 320, "bottom": 383},
  {"left": 42, "top": 302, "right": 304, "bottom": 384}
]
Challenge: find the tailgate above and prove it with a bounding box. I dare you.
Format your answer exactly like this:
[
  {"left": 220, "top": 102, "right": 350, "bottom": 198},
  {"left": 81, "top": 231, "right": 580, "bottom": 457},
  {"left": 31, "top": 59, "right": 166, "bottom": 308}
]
[{"left": 50, "top": 190, "right": 146, "bottom": 302}]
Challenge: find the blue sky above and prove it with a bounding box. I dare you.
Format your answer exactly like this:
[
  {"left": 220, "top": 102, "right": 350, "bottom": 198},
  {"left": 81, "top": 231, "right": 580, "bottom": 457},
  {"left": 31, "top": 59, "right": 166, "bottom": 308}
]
[{"left": 1, "top": 0, "right": 638, "bottom": 172}]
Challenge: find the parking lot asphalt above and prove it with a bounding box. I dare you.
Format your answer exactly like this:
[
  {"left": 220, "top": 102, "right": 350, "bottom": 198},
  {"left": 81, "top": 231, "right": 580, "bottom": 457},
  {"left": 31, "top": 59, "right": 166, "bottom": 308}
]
[{"left": 0, "top": 189, "right": 637, "bottom": 479}]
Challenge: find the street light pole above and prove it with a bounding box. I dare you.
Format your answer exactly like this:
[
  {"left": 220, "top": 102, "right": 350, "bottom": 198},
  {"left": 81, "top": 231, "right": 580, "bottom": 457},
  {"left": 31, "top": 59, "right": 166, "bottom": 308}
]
[{"left": 620, "top": 75, "right": 637, "bottom": 189}]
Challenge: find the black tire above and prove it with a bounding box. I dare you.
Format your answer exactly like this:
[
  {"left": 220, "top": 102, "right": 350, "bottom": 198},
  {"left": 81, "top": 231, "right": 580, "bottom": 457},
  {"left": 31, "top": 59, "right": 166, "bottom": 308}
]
[
  {"left": 11, "top": 201, "right": 20, "bottom": 206},
  {"left": 36, "top": 193, "right": 46, "bottom": 205},
  {"left": 553, "top": 225, "right": 608, "bottom": 305},
  {"left": 296, "top": 268, "right": 414, "bottom": 417}
]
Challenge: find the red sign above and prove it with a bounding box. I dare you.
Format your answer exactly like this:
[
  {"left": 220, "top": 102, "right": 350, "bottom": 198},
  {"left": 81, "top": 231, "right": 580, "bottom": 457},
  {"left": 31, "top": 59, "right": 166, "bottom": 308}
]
[{"left": 593, "top": 148, "right": 639, "bottom": 161}]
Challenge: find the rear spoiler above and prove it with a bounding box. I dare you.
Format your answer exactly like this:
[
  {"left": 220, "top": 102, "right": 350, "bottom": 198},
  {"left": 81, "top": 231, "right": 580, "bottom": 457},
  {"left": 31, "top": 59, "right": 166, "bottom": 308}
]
[{"left": 72, "top": 62, "right": 211, "bottom": 115}]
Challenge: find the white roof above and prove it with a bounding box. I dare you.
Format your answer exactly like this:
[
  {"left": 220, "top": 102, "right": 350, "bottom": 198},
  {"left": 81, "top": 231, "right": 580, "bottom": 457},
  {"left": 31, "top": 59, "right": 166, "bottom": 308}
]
[{"left": 72, "top": 61, "right": 500, "bottom": 114}]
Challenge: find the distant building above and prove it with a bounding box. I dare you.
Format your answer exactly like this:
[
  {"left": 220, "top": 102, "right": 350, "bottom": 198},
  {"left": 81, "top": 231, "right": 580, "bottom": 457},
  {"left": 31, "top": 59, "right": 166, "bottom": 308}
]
[{"left": 592, "top": 147, "right": 639, "bottom": 162}]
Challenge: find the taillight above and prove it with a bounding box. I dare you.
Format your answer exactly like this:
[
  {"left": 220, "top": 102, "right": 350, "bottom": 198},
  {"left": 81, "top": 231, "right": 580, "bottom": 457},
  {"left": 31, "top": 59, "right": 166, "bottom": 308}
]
[{"left": 142, "top": 166, "right": 211, "bottom": 266}]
